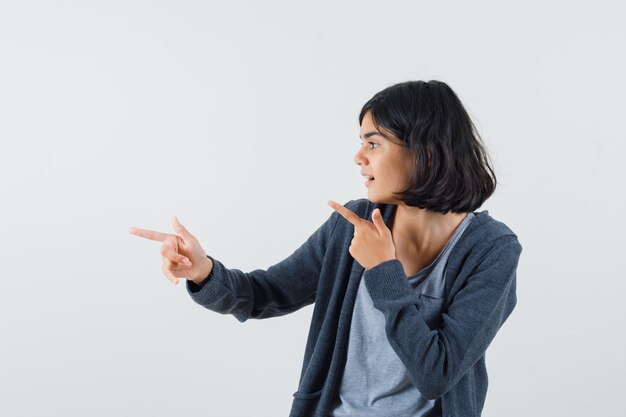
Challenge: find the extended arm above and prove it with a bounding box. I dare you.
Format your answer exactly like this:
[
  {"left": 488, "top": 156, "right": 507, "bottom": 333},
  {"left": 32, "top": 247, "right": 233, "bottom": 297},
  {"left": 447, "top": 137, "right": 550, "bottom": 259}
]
[{"left": 186, "top": 209, "right": 341, "bottom": 322}]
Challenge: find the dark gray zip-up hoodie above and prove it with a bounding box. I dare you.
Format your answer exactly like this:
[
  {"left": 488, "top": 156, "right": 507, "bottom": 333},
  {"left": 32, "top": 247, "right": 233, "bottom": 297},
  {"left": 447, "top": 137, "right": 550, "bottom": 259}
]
[{"left": 187, "top": 199, "right": 522, "bottom": 417}]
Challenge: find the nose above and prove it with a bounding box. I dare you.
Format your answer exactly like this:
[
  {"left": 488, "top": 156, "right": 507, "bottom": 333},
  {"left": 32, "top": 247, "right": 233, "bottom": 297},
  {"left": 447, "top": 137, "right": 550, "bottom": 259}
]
[{"left": 354, "top": 146, "right": 367, "bottom": 166}]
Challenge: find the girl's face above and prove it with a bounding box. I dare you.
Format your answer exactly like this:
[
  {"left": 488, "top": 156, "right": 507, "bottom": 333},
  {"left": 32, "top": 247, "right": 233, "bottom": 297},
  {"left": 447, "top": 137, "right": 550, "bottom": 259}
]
[{"left": 355, "top": 111, "right": 415, "bottom": 205}]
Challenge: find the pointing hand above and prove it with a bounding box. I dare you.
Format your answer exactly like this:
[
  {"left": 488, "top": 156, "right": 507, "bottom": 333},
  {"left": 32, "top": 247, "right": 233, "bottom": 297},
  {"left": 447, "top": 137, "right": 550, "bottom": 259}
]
[
  {"left": 327, "top": 200, "right": 396, "bottom": 270},
  {"left": 129, "top": 217, "right": 213, "bottom": 285}
]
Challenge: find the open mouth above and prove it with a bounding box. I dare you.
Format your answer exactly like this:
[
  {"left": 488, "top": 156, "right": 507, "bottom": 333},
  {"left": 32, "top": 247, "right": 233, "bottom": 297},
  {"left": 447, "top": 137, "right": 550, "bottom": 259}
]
[{"left": 362, "top": 175, "right": 375, "bottom": 186}]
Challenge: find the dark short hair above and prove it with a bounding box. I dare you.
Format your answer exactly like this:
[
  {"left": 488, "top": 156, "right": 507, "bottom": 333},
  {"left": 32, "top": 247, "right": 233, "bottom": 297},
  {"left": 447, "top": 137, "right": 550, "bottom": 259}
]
[{"left": 359, "top": 80, "right": 497, "bottom": 214}]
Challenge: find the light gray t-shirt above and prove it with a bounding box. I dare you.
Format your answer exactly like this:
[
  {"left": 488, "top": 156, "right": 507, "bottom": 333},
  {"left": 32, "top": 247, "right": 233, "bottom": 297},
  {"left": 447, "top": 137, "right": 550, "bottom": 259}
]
[{"left": 330, "top": 212, "right": 475, "bottom": 417}]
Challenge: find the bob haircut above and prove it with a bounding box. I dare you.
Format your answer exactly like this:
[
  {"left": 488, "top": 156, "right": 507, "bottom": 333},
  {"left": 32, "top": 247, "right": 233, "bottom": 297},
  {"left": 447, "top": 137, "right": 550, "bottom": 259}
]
[{"left": 359, "top": 80, "right": 497, "bottom": 214}]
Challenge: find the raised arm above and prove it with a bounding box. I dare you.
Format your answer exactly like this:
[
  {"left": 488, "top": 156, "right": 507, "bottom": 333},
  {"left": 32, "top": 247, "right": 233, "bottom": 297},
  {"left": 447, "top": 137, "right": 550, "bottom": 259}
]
[{"left": 363, "top": 236, "right": 522, "bottom": 400}]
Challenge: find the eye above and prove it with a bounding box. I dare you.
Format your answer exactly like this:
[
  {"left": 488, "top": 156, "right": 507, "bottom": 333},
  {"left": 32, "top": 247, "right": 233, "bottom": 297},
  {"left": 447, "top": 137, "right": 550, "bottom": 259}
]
[{"left": 359, "top": 141, "right": 379, "bottom": 150}]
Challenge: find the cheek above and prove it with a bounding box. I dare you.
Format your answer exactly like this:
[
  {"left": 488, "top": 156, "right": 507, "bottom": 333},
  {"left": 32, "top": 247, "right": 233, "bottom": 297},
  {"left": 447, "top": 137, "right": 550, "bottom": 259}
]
[
  {"left": 406, "top": 162, "right": 415, "bottom": 179},
  {"left": 404, "top": 154, "right": 416, "bottom": 176},
  {"left": 397, "top": 159, "right": 415, "bottom": 187}
]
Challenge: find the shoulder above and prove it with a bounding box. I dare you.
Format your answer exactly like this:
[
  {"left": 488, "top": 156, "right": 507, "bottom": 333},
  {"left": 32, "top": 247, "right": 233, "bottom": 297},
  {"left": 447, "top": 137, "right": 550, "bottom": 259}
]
[
  {"left": 451, "top": 210, "right": 523, "bottom": 269},
  {"left": 467, "top": 211, "right": 520, "bottom": 244},
  {"left": 444, "top": 211, "right": 523, "bottom": 298}
]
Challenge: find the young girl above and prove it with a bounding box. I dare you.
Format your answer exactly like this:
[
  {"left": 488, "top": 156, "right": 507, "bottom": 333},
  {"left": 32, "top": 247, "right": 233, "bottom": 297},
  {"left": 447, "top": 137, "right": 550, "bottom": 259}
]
[{"left": 129, "top": 80, "right": 522, "bottom": 417}]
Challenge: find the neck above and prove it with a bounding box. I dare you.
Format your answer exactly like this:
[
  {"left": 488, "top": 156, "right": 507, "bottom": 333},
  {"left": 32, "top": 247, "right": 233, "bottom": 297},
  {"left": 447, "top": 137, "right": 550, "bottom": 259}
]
[{"left": 391, "top": 204, "right": 468, "bottom": 253}]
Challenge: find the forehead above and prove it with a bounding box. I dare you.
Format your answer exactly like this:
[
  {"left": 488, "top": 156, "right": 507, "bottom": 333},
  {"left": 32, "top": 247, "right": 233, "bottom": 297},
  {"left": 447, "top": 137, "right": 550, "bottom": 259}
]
[
  {"left": 359, "top": 111, "right": 403, "bottom": 144},
  {"left": 360, "top": 111, "right": 378, "bottom": 132}
]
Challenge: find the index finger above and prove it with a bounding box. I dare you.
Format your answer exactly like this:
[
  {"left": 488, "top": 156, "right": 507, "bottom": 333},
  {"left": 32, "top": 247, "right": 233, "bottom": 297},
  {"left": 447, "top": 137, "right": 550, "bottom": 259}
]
[
  {"left": 327, "top": 200, "right": 364, "bottom": 227},
  {"left": 128, "top": 227, "right": 171, "bottom": 242}
]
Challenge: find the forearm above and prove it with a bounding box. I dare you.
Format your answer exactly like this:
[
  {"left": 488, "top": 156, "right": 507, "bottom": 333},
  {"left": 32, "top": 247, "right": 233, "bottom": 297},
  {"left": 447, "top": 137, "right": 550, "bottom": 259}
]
[
  {"left": 186, "top": 209, "right": 340, "bottom": 322},
  {"left": 364, "top": 242, "right": 519, "bottom": 399},
  {"left": 186, "top": 254, "right": 319, "bottom": 322}
]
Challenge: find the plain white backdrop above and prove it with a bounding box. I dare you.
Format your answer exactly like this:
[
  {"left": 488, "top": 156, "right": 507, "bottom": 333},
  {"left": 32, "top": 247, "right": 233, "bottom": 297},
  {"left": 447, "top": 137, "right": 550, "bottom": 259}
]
[{"left": 1, "top": 1, "right": 625, "bottom": 415}]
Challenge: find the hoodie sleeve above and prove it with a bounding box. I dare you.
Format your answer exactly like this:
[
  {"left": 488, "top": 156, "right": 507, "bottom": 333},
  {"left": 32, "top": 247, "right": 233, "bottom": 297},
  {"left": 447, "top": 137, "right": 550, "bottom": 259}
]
[
  {"left": 363, "top": 236, "right": 522, "bottom": 400},
  {"left": 185, "top": 208, "right": 342, "bottom": 322}
]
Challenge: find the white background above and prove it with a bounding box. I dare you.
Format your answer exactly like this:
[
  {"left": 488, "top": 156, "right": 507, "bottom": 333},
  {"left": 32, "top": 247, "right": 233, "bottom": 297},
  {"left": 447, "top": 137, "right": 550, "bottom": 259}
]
[{"left": 1, "top": 1, "right": 625, "bottom": 416}]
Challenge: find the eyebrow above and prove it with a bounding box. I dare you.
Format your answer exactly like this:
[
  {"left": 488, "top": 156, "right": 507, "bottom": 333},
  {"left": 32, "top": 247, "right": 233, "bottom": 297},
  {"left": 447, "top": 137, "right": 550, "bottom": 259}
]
[
  {"left": 359, "top": 130, "right": 408, "bottom": 147},
  {"left": 359, "top": 131, "right": 388, "bottom": 140}
]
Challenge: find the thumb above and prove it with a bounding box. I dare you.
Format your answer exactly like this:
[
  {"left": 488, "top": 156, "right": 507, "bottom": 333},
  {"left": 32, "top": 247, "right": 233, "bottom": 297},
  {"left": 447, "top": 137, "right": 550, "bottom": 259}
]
[
  {"left": 172, "top": 216, "right": 193, "bottom": 241},
  {"left": 371, "top": 209, "right": 390, "bottom": 236}
]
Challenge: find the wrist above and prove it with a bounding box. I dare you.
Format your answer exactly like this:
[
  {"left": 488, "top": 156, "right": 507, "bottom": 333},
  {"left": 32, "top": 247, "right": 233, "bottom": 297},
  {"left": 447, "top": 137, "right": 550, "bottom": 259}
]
[
  {"left": 191, "top": 256, "right": 214, "bottom": 285},
  {"left": 366, "top": 257, "right": 397, "bottom": 271}
]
